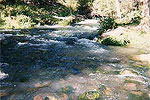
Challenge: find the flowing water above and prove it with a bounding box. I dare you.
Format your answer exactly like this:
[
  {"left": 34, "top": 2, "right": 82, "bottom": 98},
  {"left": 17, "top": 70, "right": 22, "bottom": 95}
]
[{"left": 0, "top": 20, "right": 150, "bottom": 100}]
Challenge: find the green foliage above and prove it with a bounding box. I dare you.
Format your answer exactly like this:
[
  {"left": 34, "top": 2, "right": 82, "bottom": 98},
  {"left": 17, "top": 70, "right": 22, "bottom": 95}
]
[
  {"left": 0, "top": 15, "right": 34, "bottom": 29},
  {"left": 1, "top": 4, "right": 60, "bottom": 25},
  {"left": 0, "top": 0, "right": 147, "bottom": 30},
  {"left": 116, "top": 11, "right": 142, "bottom": 25},
  {"left": 0, "top": 2, "right": 75, "bottom": 28},
  {"left": 78, "top": 0, "right": 94, "bottom": 17},
  {"left": 17, "top": 15, "right": 34, "bottom": 28},
  {"left": 0, "top": 18, "right": 5, "bottom": 26},
  {"left": 92, "top": 0, "right": 116, "bottom": 17},
  {"left": 99, "top": 17, "right": 117, "bottom": 35},
  {"left": 101, "top": 36, "right": 129, "bottom": 46}
]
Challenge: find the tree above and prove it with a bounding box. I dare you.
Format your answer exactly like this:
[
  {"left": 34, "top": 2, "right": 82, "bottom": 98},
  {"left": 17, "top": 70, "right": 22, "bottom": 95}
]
[
  {"left": 141, "top": 0, "right": 150, "bottom": 17},
  {"left": 148, "top": 0, "right": 150, "bottom": 16},
  {"left": 116, "top": 0, "right": 121, "bottom": 18}
]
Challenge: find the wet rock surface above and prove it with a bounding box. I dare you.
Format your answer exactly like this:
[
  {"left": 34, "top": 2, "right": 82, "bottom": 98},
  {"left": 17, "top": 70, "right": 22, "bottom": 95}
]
[
  {"left": 132, "top": 54, "right": 150, "bottom": 65},
  {"left": 0, "top": 20, "right": 150, "bottom": 100}
]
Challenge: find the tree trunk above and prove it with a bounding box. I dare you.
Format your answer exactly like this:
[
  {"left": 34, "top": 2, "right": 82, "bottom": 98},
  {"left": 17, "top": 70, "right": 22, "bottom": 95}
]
[
  {"left": 148, "top": 0, "right": 150, "bottom": 16},
  {"left": 142, "top": 0, "right": 149, "bottom": 17},
  {"left": 116, "top": 0, "right": 121, "bottom": 18},
  {"left": 139, "top": 0, "right": 150, "bottom": 33}
]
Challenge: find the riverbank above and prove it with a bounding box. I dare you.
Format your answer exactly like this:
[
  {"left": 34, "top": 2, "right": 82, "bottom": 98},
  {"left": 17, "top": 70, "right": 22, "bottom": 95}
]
[{"left": 100, "top": 25, "right": 150, "bottom": 66}]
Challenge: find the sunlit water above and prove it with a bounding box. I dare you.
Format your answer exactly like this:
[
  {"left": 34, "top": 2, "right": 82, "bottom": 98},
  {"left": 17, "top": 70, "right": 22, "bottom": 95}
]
[{"left": 0, "top": 20, "right": 150, "bottom": 100}]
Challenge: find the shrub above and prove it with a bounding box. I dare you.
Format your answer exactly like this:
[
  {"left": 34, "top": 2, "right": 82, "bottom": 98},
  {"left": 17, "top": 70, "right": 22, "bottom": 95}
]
[
  {"left": 78, "top": 0, "right": 94, "bottom": 17},
  {"left": 92, "top": 0, "right": 116, "bottom": 17},
  {"left": 99, "top": 17, "right": 117, "bottom": 35},
  {"left": 0, "top": 18, "right": 5, "bottom": 26},
  {"left": 16, "top": 15, "right": 34, "bottom": 28},
  {"left": 116, "top": 11, "right": 142, "bottom": 25},
  {"left": 1, "top": 15, "right": 34, "bottom": 29}
]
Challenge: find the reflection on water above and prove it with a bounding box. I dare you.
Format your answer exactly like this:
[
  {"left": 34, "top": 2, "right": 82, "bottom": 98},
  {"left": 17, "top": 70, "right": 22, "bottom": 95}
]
[{"left": 0, "top": 23, "right": 150, "bottom": 100}]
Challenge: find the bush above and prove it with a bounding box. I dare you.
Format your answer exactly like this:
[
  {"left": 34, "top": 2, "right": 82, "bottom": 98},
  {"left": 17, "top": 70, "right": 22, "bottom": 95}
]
[
  {"left": 17, "top": 15, "right": 34, "bottom": 28},
  {"left": 92, "top": 0, "right": 116, "bottom": 17},
  {"left": 1, "top": 3, "right": 73, "bottom": 25},
  {"left": 1, "top": 15, "right": 34, "bottom": 29},
  {"left": 99, "top": 17, "right": 117, "bottom": 35},
  {"left": 116, "top": 11, "right": 142, "bottom": 25},
  {"left": 0, "top": 18, "right": 5, "bottom": 26},
  {"left": 78, "top": 0, "right": 94, "bottom": 17}
]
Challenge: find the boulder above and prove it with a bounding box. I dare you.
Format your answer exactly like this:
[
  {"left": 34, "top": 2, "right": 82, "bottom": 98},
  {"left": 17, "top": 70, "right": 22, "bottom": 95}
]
[
  {"left": 132, "top": 54, "right": 150, "bottom": 65},
  {"left": 104, "top": 87, "right": 113, "bottom": 96},
  {"left": 33, "top": 95, "right": 43, "bottom": 100}
]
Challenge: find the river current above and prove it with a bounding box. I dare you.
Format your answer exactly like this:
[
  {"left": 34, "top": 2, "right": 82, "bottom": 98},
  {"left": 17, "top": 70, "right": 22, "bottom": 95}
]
[{"left": 0, "top": 20, "right": 150, "bottom": 100}]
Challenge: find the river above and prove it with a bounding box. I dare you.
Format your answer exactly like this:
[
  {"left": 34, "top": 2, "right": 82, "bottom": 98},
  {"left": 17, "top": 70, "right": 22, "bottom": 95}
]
[{"left": 0, "top": 20, "right": 150, "bottom": 100}]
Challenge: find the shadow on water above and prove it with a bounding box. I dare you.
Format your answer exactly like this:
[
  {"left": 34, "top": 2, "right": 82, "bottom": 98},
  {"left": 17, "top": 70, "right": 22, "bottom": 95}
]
[{"left": 0, "top": 26, "right": 150, "bottom": 100}]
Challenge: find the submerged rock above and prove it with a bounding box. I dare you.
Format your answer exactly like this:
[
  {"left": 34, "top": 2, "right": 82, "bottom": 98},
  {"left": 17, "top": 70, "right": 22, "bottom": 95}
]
[
  {"left": 131, "top": 91, "right": 144, "bottom": 96},
  {"left": 0, "top": 90, "right": 9, "bottom": 97},
  {"left": 33, "top": 95, "right": 43, "bottom": 100},
  {"left": 78, "top": 91, "right": 100, "bottom": 100},
  {"left": 124, "top": 83, "right": 137, "bottom": 91},
  {"left": 120, "top": 69, "right": 138, "bottom": 76},
  {"left": 104, "top": 87, "right": 113, "bottom": 96},
  {"left": 146, "top": 69, "right": 150, "bottom": 77},
  {"left": 0, "top": 71, "right": 8, "bottom": 80},
  {"left": 128, "top": 92, "right": 150, "bottom": 100},
  {"left": 65, "top": 37, "right": 77, "bottom": 45},
  {"left": 33, "top": 93, "right": 68, "bottom": 100}
]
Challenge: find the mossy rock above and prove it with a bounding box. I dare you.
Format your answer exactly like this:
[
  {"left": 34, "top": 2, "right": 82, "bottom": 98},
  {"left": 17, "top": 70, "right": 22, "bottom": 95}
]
[
  {"left": 101, "top": 36, "right": 129, "bottom": 46},
  {"left": 120, "top": 69, "right": 139, "bottom": 76},
  {"left": 61, "top": 86, "right": 74, "bottom": 94},
  {"left": 104, "top": 70, "right": 120, "bottom": 75},
  {"left": 78, "top": 91, "right": 101, "bottom": 100},
  {"left": 124, "top": 78, "right": 141, "bottom": 85}
]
